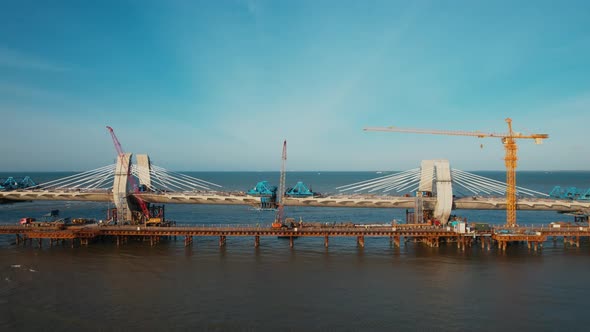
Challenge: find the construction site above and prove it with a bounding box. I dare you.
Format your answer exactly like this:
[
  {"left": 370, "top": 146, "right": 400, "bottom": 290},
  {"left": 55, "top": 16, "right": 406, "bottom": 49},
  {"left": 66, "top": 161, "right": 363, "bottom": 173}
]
[{"left": 1, "top": 119, "right": 589, "bottom": 253}]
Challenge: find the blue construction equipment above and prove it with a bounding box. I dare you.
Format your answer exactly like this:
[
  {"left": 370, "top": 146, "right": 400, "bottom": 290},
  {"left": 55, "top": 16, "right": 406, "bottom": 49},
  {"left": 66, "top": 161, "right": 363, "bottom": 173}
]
[
  {"left": 286, "top": 181, "right": 315, "bottom": 198},
  {"left": 564, "top": 187, "right": 580, "bottom": 200},
  {"left": 247, "top": 181, "right": 278, "bottom": 209},
  {"left": 2, "top": 177, "right": 18, "bottom": 190},
  {"left": 19, "top": 176, "right": 36, "bottom": 188},
  {"left": 247, "top": 181, "right": 277, "bottom": 197},
  {"left": 549, "top": 186, "right": 590, "bottom": 200},
  {"left": 578, "top": 188, "right": 590, "bottom": 200},
  {"left": 0, "top": 176, "right": 38, "bottom": 190},
  {"left": 549, "top": 186, "right": 562, "bottom": 198}
]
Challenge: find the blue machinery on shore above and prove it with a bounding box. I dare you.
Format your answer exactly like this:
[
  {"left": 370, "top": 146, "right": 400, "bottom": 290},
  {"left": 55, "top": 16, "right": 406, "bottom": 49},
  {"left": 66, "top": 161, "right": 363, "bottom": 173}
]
[
  {"left": 0, "top": 176, "right": 37, "bottom": 191},
  {"left": 549, "top": 186, "right": 590, "bottom": 200}
]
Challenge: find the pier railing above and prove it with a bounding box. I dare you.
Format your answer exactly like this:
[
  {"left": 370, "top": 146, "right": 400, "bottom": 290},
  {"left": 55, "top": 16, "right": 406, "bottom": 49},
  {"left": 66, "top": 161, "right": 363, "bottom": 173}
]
[{"left": 1, "top": 222, "right": 589, "bottom": 234}]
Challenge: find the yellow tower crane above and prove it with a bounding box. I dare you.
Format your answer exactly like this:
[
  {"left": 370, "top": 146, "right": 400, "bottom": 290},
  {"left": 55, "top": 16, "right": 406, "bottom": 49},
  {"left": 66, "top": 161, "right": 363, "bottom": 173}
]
[{"left": 364, "top": 118, "right": 548, "bottom": 226}]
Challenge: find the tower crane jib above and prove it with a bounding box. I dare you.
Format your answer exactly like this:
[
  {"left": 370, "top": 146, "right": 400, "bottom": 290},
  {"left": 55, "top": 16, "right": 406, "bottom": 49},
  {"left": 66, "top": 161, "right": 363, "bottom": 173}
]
[{"left": 364, "top": 118, "right": 548, "bottom": 226}]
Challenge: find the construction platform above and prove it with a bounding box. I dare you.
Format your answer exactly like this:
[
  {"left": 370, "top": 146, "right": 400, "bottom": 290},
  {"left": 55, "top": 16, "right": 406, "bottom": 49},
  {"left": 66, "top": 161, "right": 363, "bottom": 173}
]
[{"left": 1, "top": 223, "right": 589, "bottom": 252}]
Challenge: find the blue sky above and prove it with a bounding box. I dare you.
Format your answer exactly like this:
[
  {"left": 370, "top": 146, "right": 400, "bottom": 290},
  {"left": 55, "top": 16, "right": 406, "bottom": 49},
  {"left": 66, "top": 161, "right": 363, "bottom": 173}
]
[{"left": 0, "top": 0, "right": 589, "bottom": 171}]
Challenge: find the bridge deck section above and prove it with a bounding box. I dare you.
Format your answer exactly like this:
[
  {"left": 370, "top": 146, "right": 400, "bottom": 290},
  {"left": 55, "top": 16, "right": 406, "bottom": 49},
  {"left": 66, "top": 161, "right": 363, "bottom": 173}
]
[{"left": 3, "top": 190, "right": 590, "bottom": 212}]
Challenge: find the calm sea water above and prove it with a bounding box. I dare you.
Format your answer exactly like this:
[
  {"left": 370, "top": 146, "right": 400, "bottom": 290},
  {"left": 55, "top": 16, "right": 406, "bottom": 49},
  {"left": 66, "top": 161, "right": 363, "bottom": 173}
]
[{"left": 1, "top": 171, "right": 590, "bottom": 331}]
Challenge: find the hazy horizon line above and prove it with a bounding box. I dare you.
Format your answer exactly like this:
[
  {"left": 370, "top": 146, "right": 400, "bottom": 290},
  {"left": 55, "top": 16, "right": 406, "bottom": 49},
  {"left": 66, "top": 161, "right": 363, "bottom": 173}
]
[{"left": 1, "top": 169, "right": 589, "bottom": 173}]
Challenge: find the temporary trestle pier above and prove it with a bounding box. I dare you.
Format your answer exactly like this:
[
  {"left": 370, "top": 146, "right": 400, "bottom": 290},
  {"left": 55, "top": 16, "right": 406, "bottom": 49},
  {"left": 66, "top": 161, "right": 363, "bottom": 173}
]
[{"left": 2, "top": 224, "right": 589, "bottom": 252}]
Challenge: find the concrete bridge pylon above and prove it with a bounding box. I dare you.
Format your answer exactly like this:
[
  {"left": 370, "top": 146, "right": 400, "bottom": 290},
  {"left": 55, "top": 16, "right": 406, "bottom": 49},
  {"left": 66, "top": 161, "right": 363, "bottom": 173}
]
[
  {"left": 419, "top": 160, "right": 453, "bottom": 224},
  {"left": 113, "top": 153, "right": 133, "bottom": 222},
  {"left": 136, "top": 154, "right": 151, "bottom": 189}
]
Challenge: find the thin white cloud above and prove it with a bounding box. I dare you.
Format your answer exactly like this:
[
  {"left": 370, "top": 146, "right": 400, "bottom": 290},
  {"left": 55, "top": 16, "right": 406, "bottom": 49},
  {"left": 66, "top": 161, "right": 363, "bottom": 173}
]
[
  {"left": 242, "top": 0, "right": 263, "bottom": 18},
  {"left": 0, "top": 81, "right": 64, "bottom": 100},
  {"left": 0, "top": 47, "right": 70, "bottom": 72}
]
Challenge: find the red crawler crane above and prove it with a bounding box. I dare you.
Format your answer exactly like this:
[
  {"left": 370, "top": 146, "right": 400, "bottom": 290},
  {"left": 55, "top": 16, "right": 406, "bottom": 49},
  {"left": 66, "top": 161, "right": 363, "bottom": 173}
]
[{"left": 106, "top": 126, "right": 151, "bottom": 221}]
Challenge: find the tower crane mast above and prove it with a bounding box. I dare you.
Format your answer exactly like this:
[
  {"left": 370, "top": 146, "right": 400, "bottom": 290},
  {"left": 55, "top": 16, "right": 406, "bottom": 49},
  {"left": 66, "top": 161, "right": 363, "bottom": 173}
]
[
  {"left": 106, "top": 126, "right": 151, "bottom": 221},
  {"left": 365, "top": 118, "right": 548, "bottom": 226}
]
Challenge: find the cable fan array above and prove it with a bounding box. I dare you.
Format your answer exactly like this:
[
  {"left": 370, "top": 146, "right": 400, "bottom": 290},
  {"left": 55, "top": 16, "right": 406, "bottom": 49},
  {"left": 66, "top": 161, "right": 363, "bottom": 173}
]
[
  {"left": 132, "top": 164, "right": 221, "bottom": 192},
  {"left": 336, "top": 168, "right": 424, "bottom": 194},
  {"left": 337, "top": 168, "right": 548, "bottom": 198},
  {"left": 38, "top": 164, "right": 116, "bottom": 190},
  {"left": 450, "top": 169, "right": 547, "bottom": 197},
  {"left": 36, "top": 163, "right": 221, "bottom": 192}
]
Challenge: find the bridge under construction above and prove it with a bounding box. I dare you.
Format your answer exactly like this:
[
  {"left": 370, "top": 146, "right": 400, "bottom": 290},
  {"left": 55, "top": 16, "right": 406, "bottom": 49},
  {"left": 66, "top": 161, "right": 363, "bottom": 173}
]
[
  {"left": 2, "top": 123, "right": 590, "bottom": 254},
  {"left": 1, "top": 123, "right": 588, "bottom": 230},
  {"left": 1, "top": 156, "right": 588, "bottom": 224}
]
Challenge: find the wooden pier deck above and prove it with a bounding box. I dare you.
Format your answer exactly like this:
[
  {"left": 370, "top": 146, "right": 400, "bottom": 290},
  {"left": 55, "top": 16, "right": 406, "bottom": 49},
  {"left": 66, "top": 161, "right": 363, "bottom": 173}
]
[{"left": 2, "top": 223, "right": 589, "bottom": 252}]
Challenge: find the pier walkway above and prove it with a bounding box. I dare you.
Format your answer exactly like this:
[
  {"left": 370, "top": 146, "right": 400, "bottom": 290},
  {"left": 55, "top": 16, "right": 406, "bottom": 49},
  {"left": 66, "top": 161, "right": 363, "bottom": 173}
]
[{"left": 2, "top": 223, "right": 589, "bottom": 252}]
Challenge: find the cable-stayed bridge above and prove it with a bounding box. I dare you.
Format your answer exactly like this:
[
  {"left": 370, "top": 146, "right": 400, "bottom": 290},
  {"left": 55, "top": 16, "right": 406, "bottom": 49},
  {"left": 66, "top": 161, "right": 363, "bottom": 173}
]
[{"left": 1, "top": 155, "right": 589, "bottom": 224}]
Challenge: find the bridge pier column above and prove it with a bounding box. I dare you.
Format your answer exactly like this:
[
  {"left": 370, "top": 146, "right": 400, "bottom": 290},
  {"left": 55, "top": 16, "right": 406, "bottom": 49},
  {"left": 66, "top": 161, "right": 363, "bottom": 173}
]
[
  {"left": 289, "top": 236, "right": 294, "bottom": 248},
  {"left": 37, "top": 238, "right": 42, "bottom": 248},
  {"left": 15, "top": 234, "right": 20, "bottom": 245},
  {"left": 527, "top": 241, "right": 531, "bottom": 249},
  {"left": 116, "top": 236, "right": 121, "bottom": 247},
  {"left": 324, "top": 235, "right": 329, "bottom": 248},
  {"left": 113, "top": 153, "right": 134, "bottom": 223},
  {"left": 255, "top": 235, "right": 260, "bottom": 248},
  {"left": 219, "top": 236, "right": 226, "bottom": 247},
  {"left": 357, "top": 236, "right": 365, "bottom": 248},
  {"left": 184, "top": 236, "right": 193, "bottom": 247},
  {"left": 393, "top": 236, "right": 400, "bottom": 248}
]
